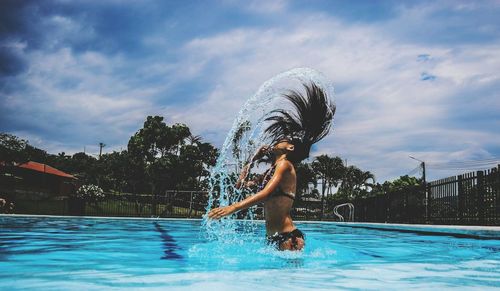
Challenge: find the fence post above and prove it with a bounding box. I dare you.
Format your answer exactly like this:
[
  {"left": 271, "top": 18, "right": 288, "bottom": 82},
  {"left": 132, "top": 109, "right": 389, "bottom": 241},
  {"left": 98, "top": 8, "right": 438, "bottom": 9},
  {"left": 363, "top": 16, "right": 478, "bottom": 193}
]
[
  {"left": 399, "top": 191, "right": 409, "bottom": 223},
  {"left": 165, "top": 190, "right": 171, "bottom": 217},
  {"left": 477, "top": 171, "right": 485, "bottom": 225},
  {"left": 385, "top": 192, "right": 390, "bottom": 223},
  {"left": 497, "top": 165, "right": 500, "bottom": 225},
  {"left": 496, "top": 165, "right": 500, "bottom": 224},
  {"left": 188, "top": 191, "right": 193, "bottom": 218},
  {"left": 423, "top": 183, "right": 427, "bottom": 224},
  {"left": 151, "top": 194, "right": 156, "bottom": 217},
  {"left": 457, "top": 175, "right": 463, "bottom": 224},
  {"left": 426, "top": 184, "right": 432, "bottom": 224}
]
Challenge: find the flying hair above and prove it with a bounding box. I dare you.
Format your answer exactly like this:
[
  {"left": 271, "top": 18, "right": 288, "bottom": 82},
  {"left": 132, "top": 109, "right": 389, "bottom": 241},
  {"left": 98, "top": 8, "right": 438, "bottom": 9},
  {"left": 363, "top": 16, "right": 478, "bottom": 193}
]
[{"left": 264, "top": 82, "right": 335, "bottom": 163}]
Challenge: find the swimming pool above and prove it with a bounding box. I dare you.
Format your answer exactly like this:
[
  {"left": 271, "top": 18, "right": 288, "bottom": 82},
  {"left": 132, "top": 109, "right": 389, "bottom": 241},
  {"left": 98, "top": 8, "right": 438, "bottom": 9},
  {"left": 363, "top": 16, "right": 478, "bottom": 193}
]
[{"left": 1, "top": 215, "right": 499, "bottom": 290}]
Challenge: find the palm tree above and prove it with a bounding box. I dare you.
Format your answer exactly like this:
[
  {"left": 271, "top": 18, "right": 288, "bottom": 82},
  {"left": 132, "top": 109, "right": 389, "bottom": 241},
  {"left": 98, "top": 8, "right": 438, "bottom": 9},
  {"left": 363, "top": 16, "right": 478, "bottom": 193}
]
[
  {"left": 358, "top": 171, "right": 376, "bottom": 190},
  {"left": 231, "top": 120, "right": 252, "bottom": 171},
  {"left": 340, "top": 165, "right": 375, "bottom": 199},
  {"left": 187, "top": 134, "right": 202, "bottom": 146},
  {"left": 295, "top": 162, "right": 317, "bottom": 201},
  {"left": 312, "top": 154, "right": 345, "bottom": 218}
]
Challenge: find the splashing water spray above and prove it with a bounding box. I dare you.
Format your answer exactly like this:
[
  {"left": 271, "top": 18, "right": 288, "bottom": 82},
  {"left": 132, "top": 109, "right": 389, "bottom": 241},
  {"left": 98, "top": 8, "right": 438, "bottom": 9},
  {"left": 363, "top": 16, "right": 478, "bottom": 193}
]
[{"left": 203, "top": 68, "right": 335, "bottom": 245}]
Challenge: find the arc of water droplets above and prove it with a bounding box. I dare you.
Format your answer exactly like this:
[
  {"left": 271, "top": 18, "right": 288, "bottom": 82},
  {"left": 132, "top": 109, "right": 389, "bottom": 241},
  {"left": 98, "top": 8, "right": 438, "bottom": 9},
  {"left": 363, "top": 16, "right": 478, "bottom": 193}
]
[{"left": 203, "top": 68, "right": 335, "bottom": 243}]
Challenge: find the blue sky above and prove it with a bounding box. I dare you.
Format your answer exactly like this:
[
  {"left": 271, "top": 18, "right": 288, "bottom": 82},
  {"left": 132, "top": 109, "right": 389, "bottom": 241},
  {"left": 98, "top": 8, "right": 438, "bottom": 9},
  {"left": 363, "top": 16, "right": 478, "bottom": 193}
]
[{"left": 1, "top": 0, "right": 500, "bottom": 182}]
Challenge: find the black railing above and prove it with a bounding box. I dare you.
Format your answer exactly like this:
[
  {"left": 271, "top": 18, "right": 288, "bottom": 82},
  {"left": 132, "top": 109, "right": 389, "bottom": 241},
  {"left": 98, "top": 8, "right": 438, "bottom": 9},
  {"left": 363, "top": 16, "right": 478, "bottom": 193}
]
[
  {"left": 428, "top": 166, "right": 500, "bottom": 225},
  {"left": 3, "top": 166, "right": 499, "bottom": 225},
  {"left": 6, "top": 191, "right": 208, "bottom": 218},
  {"left": 6, "top": 192, "right": 323, "bottom": 220},
  {"left": 352, "top": 166, "right": 500, "bottom": 225},
  {"left": 352, "top": 186, "right": 425, "bottom": 224},
  {"left": 292, "top": 198, "right": 322, "bottom": 220}
]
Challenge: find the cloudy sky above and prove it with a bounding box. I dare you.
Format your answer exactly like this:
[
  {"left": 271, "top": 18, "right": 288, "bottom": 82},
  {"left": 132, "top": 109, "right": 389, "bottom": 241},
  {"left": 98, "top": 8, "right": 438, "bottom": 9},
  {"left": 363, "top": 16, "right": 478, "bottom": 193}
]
[{"left": 1, "top": 0, "right": 500, "bottom": 182}]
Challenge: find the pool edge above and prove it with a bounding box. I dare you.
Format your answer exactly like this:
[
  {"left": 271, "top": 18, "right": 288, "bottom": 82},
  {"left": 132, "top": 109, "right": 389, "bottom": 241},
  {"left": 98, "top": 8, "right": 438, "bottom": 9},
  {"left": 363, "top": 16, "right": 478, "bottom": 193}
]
[{"left": 2, "top": 214, "right": 499, "bottom": 238}]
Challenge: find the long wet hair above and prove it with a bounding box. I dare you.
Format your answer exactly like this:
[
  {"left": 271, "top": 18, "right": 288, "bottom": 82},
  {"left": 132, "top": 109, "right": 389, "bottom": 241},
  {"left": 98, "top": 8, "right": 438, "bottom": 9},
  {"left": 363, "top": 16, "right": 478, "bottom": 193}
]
[{"left": 264, "top": 82, "right": 335, "bottom": 163}]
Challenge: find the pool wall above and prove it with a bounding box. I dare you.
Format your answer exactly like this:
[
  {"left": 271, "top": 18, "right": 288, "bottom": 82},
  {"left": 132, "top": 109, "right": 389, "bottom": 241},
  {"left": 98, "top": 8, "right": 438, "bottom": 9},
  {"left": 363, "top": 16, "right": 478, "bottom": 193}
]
[{"left": 2, "top": 214, "right": 499, "bottom": 239}]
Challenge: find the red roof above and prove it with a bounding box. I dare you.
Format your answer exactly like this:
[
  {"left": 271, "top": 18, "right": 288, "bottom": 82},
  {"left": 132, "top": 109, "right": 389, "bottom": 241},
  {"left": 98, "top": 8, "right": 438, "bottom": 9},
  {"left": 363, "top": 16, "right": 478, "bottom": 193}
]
[{"left": 18, "top": 161, "right": 77, "bottom": 179}]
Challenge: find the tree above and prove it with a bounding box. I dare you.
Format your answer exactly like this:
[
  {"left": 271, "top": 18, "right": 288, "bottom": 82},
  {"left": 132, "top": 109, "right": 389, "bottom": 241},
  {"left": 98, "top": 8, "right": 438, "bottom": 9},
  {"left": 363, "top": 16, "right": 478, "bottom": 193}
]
[
  {"left": 99, "top": 151, "right": 129, "bottom": 193},
  {"left": 126, "top": 115, "right": 218, "bottom": 194},
  {"left": 24, "top": 144, "right": 49, "bottom": 163},
  {"left": 312, "top": 154, "right": 345, "bottom": 218},
  {"left": 338, "top": 165, "right": 375, "bottom": 199},
  {"left": 0, "top": 133, "right": 28, "bottom": 164},
  {"left": 1, "top": 117, "right": 220, "bottom": 197},
  {"left": 389, "top": 175, "right": 421, "bottom": 191},
  {"left": 191, "top": 141, "right": 218, "bottom": 189},
  {"left": 370, "top": 175, "right": 421, "bottom": 196},
  {"left": 69, "top": 152, "right": 99, "bottom": 185},
  {"left": 295, "top": 162, "right": 317, "bottom": 201},
  {"left": 231, "top": 120, "right": 252, "bottom": 171},
  {"left": 128, "top": 116, "right": 188, "bottom": 195},
  {"left": 187, "top": 134, "right": 202, "bottom": 145}
]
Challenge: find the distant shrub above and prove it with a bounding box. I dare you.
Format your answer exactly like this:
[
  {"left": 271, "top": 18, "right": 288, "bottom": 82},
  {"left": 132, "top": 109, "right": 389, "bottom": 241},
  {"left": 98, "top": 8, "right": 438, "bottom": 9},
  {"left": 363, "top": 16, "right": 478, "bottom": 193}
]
[{"left": 76, "top": 184, "right": 105, "bottom": 201}]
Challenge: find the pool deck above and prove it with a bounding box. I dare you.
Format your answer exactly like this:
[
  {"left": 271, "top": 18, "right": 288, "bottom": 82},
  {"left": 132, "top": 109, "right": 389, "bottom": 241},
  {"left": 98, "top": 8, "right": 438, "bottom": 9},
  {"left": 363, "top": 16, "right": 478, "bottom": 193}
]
[
  {"left": 2, "top": 214, "right": 499, "bottom": 238},
  {"left": 328, "top": 222, "right": 500, "bottom": 239}
]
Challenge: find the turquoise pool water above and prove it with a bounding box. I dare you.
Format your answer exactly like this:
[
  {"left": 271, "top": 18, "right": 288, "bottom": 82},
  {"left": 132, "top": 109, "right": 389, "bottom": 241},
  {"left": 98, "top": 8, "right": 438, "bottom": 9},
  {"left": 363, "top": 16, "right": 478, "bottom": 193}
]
[{"left": 0, "top": 216, "right": 499, "bottom": 290}]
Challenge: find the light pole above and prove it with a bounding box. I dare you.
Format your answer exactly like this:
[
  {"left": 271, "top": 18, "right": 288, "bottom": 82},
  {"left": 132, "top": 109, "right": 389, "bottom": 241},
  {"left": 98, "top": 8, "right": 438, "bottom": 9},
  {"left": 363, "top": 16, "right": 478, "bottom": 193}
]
[
  {"left": 409, "top": 155, "right": 428, "bottom": 222},
  {"left": 99, "top": 142, "right": 106, "bottom": 160},
  {"left": 409, "top": 156, "right": 426, "bottom": 185}
]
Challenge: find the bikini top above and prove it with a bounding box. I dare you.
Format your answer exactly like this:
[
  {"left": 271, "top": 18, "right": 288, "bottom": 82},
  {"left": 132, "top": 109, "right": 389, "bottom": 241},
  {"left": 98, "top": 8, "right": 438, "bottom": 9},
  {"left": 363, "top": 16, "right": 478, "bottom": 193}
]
[{"left": 259, "top": 163, "right": 296, "bottom": 201}]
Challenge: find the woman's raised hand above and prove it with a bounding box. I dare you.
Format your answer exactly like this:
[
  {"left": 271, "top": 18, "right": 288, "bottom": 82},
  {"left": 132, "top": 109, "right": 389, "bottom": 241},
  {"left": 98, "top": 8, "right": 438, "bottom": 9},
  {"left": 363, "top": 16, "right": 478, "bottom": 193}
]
[
  {"left": 251, "top": 145, "right": 270, "bottom": 162},
  {"left": 208, "top": 205, "right": 237, "bottom": 220}
]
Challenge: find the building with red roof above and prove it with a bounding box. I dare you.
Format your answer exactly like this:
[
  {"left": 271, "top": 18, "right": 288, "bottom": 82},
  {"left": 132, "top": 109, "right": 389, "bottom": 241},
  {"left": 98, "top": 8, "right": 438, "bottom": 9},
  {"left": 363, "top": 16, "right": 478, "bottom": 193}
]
[
  {"left": 0, "top": 161, "right": 78, "bottom": 202},
  {"left": 17, "top": 161, "right": 77, "bottom": 179}
]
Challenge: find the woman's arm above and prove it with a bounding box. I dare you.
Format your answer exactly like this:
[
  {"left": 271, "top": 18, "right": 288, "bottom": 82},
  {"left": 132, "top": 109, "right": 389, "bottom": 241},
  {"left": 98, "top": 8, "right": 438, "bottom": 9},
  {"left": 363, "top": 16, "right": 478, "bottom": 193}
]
[
  {"left": 235, "top": 163, "right": 253, "bottom": 189},
  {"left": 235, "top": 145, "right": 270, "bottom": 189},
  {"left": 208, "top": 160, "right": 290, "bottom": 220}
]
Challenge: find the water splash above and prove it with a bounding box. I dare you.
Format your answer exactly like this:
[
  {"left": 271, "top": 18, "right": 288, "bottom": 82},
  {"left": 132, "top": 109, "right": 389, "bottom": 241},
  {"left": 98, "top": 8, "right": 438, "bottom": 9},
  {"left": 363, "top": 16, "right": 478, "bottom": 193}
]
[{"left": 203, "top": 68, "right": 335, "bottom": 243}]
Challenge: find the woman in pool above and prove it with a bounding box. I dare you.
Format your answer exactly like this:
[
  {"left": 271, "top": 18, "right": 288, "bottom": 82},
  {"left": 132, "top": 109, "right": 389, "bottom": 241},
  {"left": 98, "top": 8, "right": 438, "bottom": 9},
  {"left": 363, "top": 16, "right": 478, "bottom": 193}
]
[{"left": 208, "top": 82, "right": 335, "bottom": 251}]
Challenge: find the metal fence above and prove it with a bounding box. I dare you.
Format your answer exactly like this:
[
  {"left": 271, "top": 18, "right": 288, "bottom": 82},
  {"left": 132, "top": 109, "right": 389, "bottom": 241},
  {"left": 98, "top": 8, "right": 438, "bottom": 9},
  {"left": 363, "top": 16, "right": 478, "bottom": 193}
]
[
  {"left": 4, "top": 189, "right": 317, "bottom": 219},
  {"left": 3, "top": 166, "right": 499, "bottom": 225},
  {"left": 352, "top": 186, "right": 425, "bottom": 224},
  {"left": 292, "top": 198, "right": 322, "bottom": 220},
  {"left": 6, "top": 191, "right": 208, "bottom": 218},
  {"left": 428, "top": 166, "right": 500, "bottom": 225},
  {"left": 352, "top": 166, "right": 500, "bottom": 225}
]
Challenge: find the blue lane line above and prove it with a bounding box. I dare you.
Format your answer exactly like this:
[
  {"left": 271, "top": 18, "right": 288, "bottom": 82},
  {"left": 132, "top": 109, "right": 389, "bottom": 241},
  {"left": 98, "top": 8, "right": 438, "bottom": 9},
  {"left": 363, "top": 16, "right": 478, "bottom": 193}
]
[{"left": 153, "top": 222, "right": 183, "bottom": 260}]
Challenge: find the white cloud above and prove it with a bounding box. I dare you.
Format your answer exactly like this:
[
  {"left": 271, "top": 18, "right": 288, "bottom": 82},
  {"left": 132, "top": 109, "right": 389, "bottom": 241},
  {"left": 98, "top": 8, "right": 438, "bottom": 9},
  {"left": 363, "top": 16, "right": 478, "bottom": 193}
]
[
  {"left": 245, "top": 0, "right": 287, "bottom": 13},
  {"left": 222, "top": 0, "right": 288, "bottom": 14},
  {"left": 165, "top": 7, "right": 500, "bottom": 182},
  {"left": 3, "top": 46, "right": 158, "bottom": 150},
  {"left": 3, "top": 1, "right": 499, "bottom": 183}
]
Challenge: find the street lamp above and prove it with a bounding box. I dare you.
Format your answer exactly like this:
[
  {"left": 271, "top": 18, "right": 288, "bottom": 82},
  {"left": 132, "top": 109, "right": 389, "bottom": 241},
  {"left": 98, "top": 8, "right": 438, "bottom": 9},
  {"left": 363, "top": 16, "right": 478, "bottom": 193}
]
[
  {"left": 409, "top": 155, "right": 428, "bottom": 222},
  {"left": 409, "top": 156, "right": 426, "bottom": 184}
]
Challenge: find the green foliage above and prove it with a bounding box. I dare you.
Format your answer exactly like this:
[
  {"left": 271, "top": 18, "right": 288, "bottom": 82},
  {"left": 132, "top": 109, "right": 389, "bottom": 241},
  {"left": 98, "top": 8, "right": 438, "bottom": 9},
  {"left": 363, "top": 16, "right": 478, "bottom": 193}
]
[
  {"left": 126, "top": 116, "right": 218, "bottom": 193},
  {"left": 76, "top": 184, "right": 105, "bottom": 201},
  {"left": 232, "top": 120, "right": 252, "bottom": 165},
  {"left": 370, "top": 175, "right": 422, "bottom": 196},
  {"left": 295, "top": 162, "right": 317, "bottom": 201},
  {"left": 0, "top": 133, "right": 28, "bottom": 164},
  {"left": 298, "top": 154, "right": 376, "bottom": 201},
  {"left": 312, "top": 155, "right": 344, "bottom": 197},
  {"left": 0, "top": 115, "right": 219, "bottom": 194},
  {"left": 98, "top": 151, "right": 130, "bottom": 192},
  {"left": 336, "top": 165, "right": 375, "bottom": 199},
  {"left": 5, "top": 119, "right": 422, "bottom": 202}
]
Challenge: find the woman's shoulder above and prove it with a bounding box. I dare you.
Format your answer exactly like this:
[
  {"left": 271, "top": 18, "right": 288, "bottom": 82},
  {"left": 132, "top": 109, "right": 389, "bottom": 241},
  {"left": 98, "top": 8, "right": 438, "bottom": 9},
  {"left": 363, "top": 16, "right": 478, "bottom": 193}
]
[{"left": 275, "top": 159, "right": 294, "bottom": 171}]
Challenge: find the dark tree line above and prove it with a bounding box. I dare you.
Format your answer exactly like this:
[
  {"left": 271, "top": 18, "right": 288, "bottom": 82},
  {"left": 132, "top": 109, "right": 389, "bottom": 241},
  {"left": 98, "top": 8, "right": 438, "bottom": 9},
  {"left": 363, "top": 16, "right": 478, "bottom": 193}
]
[
  {"left": 296, "top": 155, "right": 421, "bottom": 203},
  {"left": 0, "top": 116, "right": 218, "bottom": 195},
  {"left": 295, "top": 155, "right": 375, "bottom": 201},
  {"left": 1, "top": 118, "right": 418, "bottom": 199}
]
